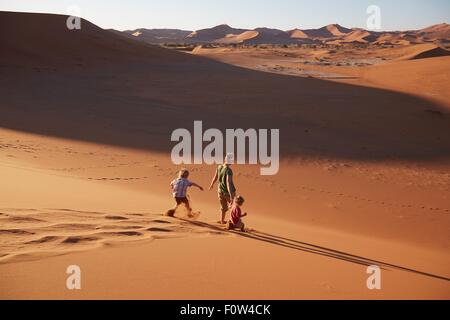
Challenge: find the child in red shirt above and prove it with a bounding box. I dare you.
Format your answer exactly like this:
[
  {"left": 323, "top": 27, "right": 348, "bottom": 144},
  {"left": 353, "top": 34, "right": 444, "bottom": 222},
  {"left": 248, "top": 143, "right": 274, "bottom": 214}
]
[{"left": 227, "top": 196, "right": 248, "bottom": 232}]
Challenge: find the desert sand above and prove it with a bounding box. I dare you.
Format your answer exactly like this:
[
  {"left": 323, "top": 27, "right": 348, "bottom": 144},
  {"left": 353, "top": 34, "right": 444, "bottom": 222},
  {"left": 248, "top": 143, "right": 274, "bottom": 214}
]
[
  {"left": 194, "top": 43, "right": 450, "bottom": 106},
  {"left": 0, "top": 12, "right": 449, "bottom": 299}
]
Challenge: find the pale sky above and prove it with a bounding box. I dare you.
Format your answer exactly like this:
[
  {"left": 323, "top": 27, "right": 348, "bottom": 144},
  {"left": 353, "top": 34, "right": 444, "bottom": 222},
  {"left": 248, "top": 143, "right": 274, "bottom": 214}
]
[{"left": 0, "top": 0, "right": 449, "bottom": 31}]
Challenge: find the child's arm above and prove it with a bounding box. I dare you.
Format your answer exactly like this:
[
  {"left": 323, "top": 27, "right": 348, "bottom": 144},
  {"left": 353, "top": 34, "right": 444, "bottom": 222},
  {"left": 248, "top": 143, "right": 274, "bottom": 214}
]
[
  {"left": 191, "top": 182, "right": 204, "bottom": 191},
  {"left": 208, "top": 171, "right": 218, "bottom": 191},
  {"left": 241, "top": 212, "right": 248, "bottom": 218}
]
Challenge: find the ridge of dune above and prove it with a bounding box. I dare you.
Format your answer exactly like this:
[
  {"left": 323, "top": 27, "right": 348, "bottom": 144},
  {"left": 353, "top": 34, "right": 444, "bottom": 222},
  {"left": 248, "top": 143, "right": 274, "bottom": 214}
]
[
  {"left": 418, "top": 23, "right": 450, "bottom": 39},
  {"left": 246, "top": 28, "right": 295, "bottom": 45},
  {"left": 289, "top": 28, "right": 309, "bottom": 39},
  {"left": 0, "top": 11, "right": 188, "bottom": 66},
  {"left": 216, "top": 30, "right": 260, "bottom": 44},
  {"left": 326, "top": 24, "right": 351, "bottom": 36},
  {"left": 343, "top": 29, "right": 372, "bottom": 42},
  {"left": 374, "top": 33, "right": 412, "bottom": 46},
  {"left": 302, "top": 24, "right": 352, "bottom": 39},
  {"left": 359, "top": 55, "right": 450, "bottom": 106},
  {"left": 327, "top": 29, "right": 374, "bottom": 45},
  {"left": 396, "top": 43, "right": 450, "bottom": 60},
  {"left": 421, "top": 23, "right": 450, "bottom": 32},
  {"left": 409, "top": 46, "right": 450, "bottom": 60},
  {"left": 187, "top": 24, "right": 248, "bottom": 42},
  {"left": 105, "top": 21, "right": 450, "bottom": 46}
]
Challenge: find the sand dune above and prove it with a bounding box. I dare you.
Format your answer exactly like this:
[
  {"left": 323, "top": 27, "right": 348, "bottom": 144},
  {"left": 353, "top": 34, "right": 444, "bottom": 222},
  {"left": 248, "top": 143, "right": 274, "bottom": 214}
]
[
  {"left": 245, "top": 28, "right": 298, "bottom": 45},
  {"left": 1, "top": 12, "right": 450, "bottom": 299},
  {"left": 418, "top": 23, "right": 450, "bottom": 40},
  {"left": 0, "top": 207, "right": 223, "bottom": 264},
  {"left": 376, "top": 43, "right": 450, "bottom": 61},
  {"left": 334, "top": 29, "right": 376, "bottom": 44},
  {"left": 408, "top": 46, "right": 450, "bottom": 60},
  {"left": 121, "top": 28, "right": 192, "bottom": 44},
  {"left": 361, "top": 56, "right": 450, "bottom": 105},
  {"left": 216, "top": 30, "right": 259, "bottom": 44},
  {"left": 289, "top": 28, "right": 309, "bottom": 39},
  {"left": 326, "top": 24, "right": 352, "bottom": 36},
  {"left": 0, "top": 12, "right": 187, "bottom": 67},
  {"left": 0, "top": 129, "right": 449, "bottom": 299},
  {"left": 2, "top": 12, "right": 450, "bottom": 160},
  {"left": 374, "top": 33, "right": 412, "bottom": 46},
  {"left": 187, "top": 24, "right": 248, "bottom": 42},
  {"left": 302, "top": 24, "right": 352, "bottom": 38}
]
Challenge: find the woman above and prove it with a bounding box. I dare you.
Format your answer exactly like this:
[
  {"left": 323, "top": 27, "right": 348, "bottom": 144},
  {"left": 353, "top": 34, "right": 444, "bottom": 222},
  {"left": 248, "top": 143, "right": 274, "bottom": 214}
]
[{"left": 208, "top": 153, "right": 236, "bottom": 224}]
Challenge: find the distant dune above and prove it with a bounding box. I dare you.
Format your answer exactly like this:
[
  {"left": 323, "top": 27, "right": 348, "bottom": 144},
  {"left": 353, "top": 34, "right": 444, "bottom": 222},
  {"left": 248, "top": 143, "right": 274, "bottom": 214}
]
[
  {"left": 298, "top": 24, "right": 353, "bottom": 39},
  {"left": 327, "top": 29, "right": 374, "bottom": 44},
  {"left": 289, "top": 28, "right": 309, "bottom": 39},
  {"left": 108, "top": 22, "right": 449, "bottom": 46},
  {"left": 187, "top": 24, "right": 248, "bottom": 43},
  {"left": 409, "top": 46, "right": 450, "bottom": 60},
  {"left": 119, "top": 28, "right": 192, "bottom": 44},
  {"left": 374, "top": 33, "right": 412, "bottom": 46},
  {"left": 418, "top": 23, "right": 450, "bottom": 40},
  {"left": 245, "top": 28, "right": 297, "bottom": 45},
  {"left": 387, "top": 43, "right": 450, "bottom": 61},
  {"left": 216, "top": 30, "right": 259, "bottom": 44}
]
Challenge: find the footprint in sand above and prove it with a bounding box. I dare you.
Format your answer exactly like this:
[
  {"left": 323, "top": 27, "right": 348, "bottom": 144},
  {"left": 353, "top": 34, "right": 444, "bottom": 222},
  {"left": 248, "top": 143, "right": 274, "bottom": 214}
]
[
  {"left": 96, "top": 225, "right": 143, "bottom": 230},
  {"left": 62, "top": 236, "right": 100, "bottom": 244},
  {"left": 152, "top": 219, "right": 172, "bottom": 224},
  {"left": 3, "top": 216, "right": 45, "bottom": 223},
  {"left": 25, "top": 236, "right": 61, "bottom": 244},
  {"left": 147, "top": 227, "right": 172, "bottom": 233},
  {"left": 0, "top": 208, "right": 226, "bottom": 264},
  {"left": 99, "top": 231, "right": 143, "bottom": 237},
  {"left": 0, "top": 229, "right": 35, "bottom": 235},
  {"left": 104, "top": 215, "right": 129, "bottom": 220}
]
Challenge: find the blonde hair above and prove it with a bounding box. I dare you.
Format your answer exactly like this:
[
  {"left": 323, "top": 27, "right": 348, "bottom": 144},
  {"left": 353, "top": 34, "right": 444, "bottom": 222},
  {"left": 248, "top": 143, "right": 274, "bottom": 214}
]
[
  {"left": 178, "top": 169, "right": 189, "bottom": 179},
  {"left": 235, "top": 196, "right": 245, "bottom": 205},
  {"left": 224, "top": 153, "right": 234, "bottom": 164}
]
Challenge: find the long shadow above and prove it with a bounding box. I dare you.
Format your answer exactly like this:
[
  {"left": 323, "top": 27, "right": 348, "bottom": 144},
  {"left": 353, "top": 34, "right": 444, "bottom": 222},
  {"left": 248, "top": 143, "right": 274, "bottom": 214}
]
[{"left": 180, "top": 218, "right": 450, "bottom": 283}]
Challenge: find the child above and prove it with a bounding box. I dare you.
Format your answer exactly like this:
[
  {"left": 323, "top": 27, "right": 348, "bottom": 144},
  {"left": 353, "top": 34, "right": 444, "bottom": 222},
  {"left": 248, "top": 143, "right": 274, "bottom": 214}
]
[
  {"left": 166, "top": 169, "right": 203, "bottom": 217},
  {"left": 227, "top": 196, "right": 248, "bottom": 232}
]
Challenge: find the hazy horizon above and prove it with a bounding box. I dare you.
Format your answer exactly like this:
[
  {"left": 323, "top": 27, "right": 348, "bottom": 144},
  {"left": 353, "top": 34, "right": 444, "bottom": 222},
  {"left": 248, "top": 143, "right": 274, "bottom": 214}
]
[{"left": 0, "top": 0, "right": 449, "bottom": 32}]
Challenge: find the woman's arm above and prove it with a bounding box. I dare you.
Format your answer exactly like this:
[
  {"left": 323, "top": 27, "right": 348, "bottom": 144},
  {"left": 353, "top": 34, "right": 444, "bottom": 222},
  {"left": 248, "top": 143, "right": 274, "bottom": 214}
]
[
  {"left": 208, "top": 171, "right": 218, "bottom": 191},
  {"left": 227, "top": 175, "right": 236, "bottom": 200}
]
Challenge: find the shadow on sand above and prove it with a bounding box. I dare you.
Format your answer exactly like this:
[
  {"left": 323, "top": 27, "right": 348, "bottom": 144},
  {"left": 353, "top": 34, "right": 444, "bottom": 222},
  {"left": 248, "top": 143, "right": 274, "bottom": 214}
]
[
  {"left": 180, "top": 218, "right": 450, "bottom": 283},
  {"left": 2, "top": 11, "right": 450, "bottom": 162}
]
